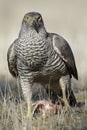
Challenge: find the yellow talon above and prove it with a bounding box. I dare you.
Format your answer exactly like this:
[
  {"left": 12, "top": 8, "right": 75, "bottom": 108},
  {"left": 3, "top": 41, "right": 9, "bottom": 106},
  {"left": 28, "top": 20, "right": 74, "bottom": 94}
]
[{"left": 63, "top": 97, "right": 70, "bottom": 112}]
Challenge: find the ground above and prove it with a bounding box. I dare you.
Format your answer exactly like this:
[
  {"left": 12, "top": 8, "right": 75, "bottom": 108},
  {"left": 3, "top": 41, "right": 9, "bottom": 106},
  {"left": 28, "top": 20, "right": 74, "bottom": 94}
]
[{"left": 0, "top": 76, "right": 87, "bottom": 130}]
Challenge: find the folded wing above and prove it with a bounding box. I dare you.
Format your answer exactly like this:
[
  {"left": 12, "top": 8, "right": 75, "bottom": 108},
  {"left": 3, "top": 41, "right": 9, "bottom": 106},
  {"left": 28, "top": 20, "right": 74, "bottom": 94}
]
[
  {"left": 52, "top": 34, "right": 78, "bottom": 80},
  {"left": 7, "top": 41, "right": 18, "bottom": 77}
]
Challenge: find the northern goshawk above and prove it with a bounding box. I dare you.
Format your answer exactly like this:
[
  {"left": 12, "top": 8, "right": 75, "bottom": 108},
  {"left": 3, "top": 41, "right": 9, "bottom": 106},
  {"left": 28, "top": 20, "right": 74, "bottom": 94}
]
[{"left": 7, "top": 12, "right": 78, "bottom": 117}]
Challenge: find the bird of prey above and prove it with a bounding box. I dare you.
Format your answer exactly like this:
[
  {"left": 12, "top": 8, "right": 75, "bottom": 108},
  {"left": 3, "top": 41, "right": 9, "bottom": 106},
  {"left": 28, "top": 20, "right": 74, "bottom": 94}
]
[{"left": 7, "top": 12, "right": 78, "bottom": 117}]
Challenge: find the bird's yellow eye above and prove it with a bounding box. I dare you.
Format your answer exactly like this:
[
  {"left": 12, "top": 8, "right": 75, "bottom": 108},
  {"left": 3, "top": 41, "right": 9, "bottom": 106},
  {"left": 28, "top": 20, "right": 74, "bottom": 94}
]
[
  {"left": 24, "top": 16, "right": 30, "bottom": 22},
  {"left": 38, "top": 16, "right": 42, "bottom": 21}
]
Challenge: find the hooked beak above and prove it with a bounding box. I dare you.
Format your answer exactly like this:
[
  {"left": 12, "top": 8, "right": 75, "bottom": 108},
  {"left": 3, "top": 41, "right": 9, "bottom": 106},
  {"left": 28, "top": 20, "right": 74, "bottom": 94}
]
[{"left": 32, "top": 20, "right": 39, "bottom": 33}]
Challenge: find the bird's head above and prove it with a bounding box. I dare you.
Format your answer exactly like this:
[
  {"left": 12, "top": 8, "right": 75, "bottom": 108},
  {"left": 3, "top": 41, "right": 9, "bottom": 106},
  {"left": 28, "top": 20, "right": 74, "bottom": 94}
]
[{"left": 22, "top": 12, "right": 44, "bottom": 33}]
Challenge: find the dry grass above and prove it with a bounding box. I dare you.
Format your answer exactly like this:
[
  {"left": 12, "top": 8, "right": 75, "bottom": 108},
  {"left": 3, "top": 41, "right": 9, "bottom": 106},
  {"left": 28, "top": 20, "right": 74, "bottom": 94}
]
[{"left": 0, "top": 77, "right": 87, "bottom": 130}]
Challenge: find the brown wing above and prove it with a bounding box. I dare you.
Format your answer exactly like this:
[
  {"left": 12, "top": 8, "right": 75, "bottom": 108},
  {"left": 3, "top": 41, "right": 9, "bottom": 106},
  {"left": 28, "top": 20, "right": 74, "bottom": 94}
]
[
  {"left": 52, "top": 33, "right": 78, "bottom": 80},
  {"left": 7, "top": 41, "right": 18, "bottom": 77}
]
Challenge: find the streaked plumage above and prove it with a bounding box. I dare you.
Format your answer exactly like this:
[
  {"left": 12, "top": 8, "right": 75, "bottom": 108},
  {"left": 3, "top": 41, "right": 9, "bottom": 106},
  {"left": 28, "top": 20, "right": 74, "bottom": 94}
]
[{"left": 7, "top": 12, "right": 78, "bottom": 116}]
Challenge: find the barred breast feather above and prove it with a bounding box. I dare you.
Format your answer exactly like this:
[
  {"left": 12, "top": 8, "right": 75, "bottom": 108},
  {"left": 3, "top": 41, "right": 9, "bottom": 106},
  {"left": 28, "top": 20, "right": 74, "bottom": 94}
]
[{"left": 15, "top": 32, "right": 50, "bottom": 72}]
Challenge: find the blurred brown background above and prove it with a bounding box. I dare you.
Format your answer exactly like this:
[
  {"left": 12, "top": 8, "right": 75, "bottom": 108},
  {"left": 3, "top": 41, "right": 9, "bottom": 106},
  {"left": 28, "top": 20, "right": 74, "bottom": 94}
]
[{"left": 0, "top": 0, "right": 87, "bottom": 86}]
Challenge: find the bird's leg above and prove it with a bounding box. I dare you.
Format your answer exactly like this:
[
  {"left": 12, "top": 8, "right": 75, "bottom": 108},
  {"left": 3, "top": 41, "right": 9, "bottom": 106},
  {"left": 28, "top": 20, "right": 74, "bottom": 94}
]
[
  {"left": 20, "top": 76, "right": 32, "bottom": 119},
  {"left": 62, "top": 86, "right": 70, "bottom": 112},
  {"left": 59, "top": 75, "right": 71, "bottom": 112},
  {"left": 27, "top": 100, "right": 32, "bottom": 118}
]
